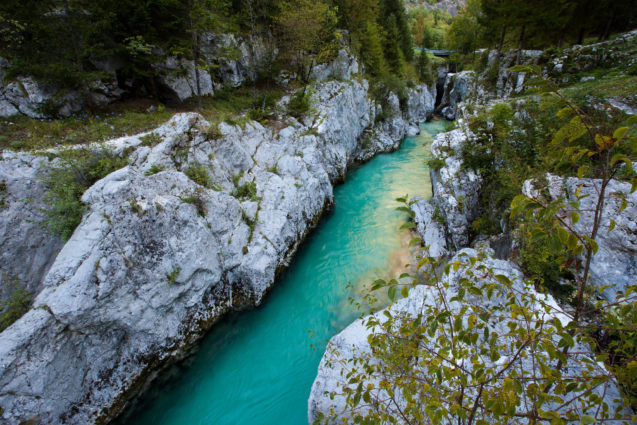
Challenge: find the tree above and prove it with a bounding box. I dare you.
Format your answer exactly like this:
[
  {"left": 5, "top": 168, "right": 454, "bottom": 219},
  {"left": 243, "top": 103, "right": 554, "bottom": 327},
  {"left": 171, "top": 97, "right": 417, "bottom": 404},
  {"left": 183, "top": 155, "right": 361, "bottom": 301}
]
[
  {"left": 275, "top": 0, "right": 339, "bottom": 83},
  {"left": 335, "top": 0, "right": 389, "bottom": 77},
  {"left": 447, "top": 0, "right": 482, "bottom": 66},
  {"left": 416, "top": 50, "right": 434, "bottom": 85},
  {"left": 184, "top": 0, "right": 226, "bottom": 110},
  {"left": 378, "top": 0, "right": 413, "bottom": 62}
]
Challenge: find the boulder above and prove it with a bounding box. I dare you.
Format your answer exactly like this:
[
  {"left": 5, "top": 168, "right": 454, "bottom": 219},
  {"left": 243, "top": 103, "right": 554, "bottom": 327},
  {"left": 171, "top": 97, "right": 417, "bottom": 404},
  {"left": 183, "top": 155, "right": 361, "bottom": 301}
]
[{"left": 155, "top": 57, "right": 214, "bottom": 104}]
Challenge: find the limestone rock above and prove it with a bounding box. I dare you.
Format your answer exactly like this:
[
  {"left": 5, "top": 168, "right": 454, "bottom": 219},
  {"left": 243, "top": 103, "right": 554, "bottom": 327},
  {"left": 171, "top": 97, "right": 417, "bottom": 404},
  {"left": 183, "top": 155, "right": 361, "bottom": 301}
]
[
  {"left": 311, "top": 49, "right": 359, "bottom": 82},
  {"left": 309, "top": 249, "right": 627, "bottom": 424},
  {"left": 409, "top": 196, "right": 448, "bottom": 258},
  {"left": 155, "top": 57, "right": 214, "bottom": 103},
  {"left": 0, "top": 152, "right": 64, "bottom": 313},
  {"left": 0, "top": 78, "right": 436, "bottom": 424},
  {"left": 522, "top": 175, "right": 637, "bottom": 303},
  {"left": 438, "top": 71, "right": 475, "bottom": 120},
  {"left": 429, "top": 128, "right": 481, "bottom": 249}
]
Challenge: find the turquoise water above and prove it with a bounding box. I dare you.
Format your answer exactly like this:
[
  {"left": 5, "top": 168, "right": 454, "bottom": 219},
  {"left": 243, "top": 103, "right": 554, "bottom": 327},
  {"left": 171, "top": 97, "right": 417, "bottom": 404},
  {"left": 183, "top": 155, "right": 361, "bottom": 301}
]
[{"left": 123, "top": 120, "right": 445, "bottom": 425}]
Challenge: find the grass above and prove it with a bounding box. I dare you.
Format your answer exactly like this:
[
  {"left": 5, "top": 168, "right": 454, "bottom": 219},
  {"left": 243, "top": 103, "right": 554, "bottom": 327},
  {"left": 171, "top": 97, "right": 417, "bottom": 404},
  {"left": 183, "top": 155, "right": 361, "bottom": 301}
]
[
  {"left": 1, "top": 85, "right": 287, "bottom": 152},
  {"left": 42, "top": 148, "right": 129, "bottom": 240},
  {"left": 0, "top": 283, "right": 31, "bottom": 332},
  {"left": 1, "top": 99, "right": 173, "bottom": 151},
  {"left": 562, "top": 74, "right": 637, "bottom": 108}
]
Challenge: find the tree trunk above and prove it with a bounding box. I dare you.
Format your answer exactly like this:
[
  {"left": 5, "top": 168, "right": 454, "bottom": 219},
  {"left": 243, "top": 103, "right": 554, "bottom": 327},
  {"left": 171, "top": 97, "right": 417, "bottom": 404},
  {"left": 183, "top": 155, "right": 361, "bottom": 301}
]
[
  {"left": 601, "top": 7, "right": 615, "bottom": 41},
  {"left": 497, "top": 25, "right": 507, "bottom": 58},
  {"left": 516, "top": 25, "right": 526, "bottom": 65},
  {"left": 190, "top": 12, "right": 202, "bottom": 111},
  {"left": 577, "top": 27, "right": 585, "bottom": 45}
]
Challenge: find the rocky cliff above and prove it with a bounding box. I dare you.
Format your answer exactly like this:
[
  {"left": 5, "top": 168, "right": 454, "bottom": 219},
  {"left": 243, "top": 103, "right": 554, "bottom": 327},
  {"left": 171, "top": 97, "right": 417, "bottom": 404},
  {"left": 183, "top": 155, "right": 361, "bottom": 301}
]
[
  {"left": 309, "top": 35, "right": 637, "bottom": 422},
  {"left": 0, "top": 33, "right": 267, "bottom": 119},
  {"left": 0, "top": 73, "right": 436, "bottom": 424}
]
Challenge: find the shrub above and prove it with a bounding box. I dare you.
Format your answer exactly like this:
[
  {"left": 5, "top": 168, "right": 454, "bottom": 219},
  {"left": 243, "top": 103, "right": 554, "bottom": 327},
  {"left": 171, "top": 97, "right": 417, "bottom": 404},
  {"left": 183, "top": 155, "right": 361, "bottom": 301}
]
[
  {"left": 166, "top": 267, "right": 181, "bottom": 285},
  {"left": 42, "top": 148, "right": 128, "bottom": 240},
  {"left": 0, "top": 179, "right": 7, "bottom": 209},
  {"left": 427, "top": 157, "right": 445, "bottom": 171},
  {"left": 485, "top": 60, "right": 500, "bottom": 88},
  {"left": 180, "top": 189, "right": 207, "bottom": 217},
  {"left": 206, "top": 122, "right": 223, "bottom": 140},
  {"left": 144, "top": 164, "right": 166, "bottom": 176},
  {"left": 0, "top": 284, "right": 31, "bottom": 332},
  {"left": 233, "top": 171, "right": 259, "bottom": 201},
  {"left": 288, "top": 87, "right": 314, "bottom": 118},
  {"left": 140, "top": 133, "right": 163, "bottom": 147},
  {"left": 470, "top": 214, "right": 501, "bottom": 236},
  {"left": 184, "top": 164, "right": 212, "bottom": 188}
]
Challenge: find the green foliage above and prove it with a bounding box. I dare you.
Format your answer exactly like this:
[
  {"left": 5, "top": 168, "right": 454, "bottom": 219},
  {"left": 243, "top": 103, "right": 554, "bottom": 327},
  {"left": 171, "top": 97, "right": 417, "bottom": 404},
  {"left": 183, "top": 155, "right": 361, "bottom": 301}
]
[
  {"left": 603, "top": 302, "right": 637, "bottom": 409},
  {"left": 233, "top": 171, "right": 259, "bottom": 201},
  {"left": 470, "top": 214, "right": 501, "bottom": 236},
  {"left": 0, "top": 283, "right": 31, "bottom": 332},
  {"left": 0, "top": 179, "right": 7, "bottom": 209},
  {"left": 416, "top": 51, "right": 434, "bottom": 85},
  {"left": 42, "top": 148, "right": 128, "bottom": 240},
  {"left": 144, "top": 164, "right": 166, "bottom": 176},
  {"left": 166, "top": 267, "right": 181, "bottom": 285},
  {"left": 371, "top": 75, "right": 409, "bottom": 119},
  {"left": 287, "top": 87, "right": 314, "bottom": 118},
  {"left": 275, "top": 0, "right": 339, "bottom": 82},
  {"left": 184, "top": 163, "right": 212, "bottom": 188},
  {"left": 180, "top": 188, "right": 207, "bottom": 216},
  {"left": 140, "top": 133, "right": 164, "bottom": 147},
  {"left": 0, "top": 103, "right": 173, "bottom": 151},
  {"left": 320, "top": 189, "right": 637, "bottom": 424},
  {"left": 427, "top": 157, "right": 445, "bottom": 171}
]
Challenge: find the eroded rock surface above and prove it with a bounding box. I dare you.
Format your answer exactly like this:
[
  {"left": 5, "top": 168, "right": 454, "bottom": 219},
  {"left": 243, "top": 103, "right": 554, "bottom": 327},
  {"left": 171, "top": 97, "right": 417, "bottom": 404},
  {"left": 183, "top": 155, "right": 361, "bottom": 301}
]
[
  {"left": 429, "top": 128, "right": 481, "bottom": 249},
  {"left": 0, "top": 76, "right": 436, "bottom": 424},
  {"left": 522, "top": 175, "right": 637, "bottom": 303},
  {"left": 309, "top": 249, "right": 627, "bottom": 424},
  {"left": 0, "top": 153, "right": 64, "bottom": 312}
]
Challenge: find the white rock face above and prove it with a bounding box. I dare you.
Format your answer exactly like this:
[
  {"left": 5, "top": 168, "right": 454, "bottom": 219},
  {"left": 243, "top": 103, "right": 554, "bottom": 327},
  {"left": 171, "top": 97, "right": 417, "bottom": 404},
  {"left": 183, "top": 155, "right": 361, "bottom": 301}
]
[
  {"left": 522, "top": 175, "right": 637, "bottom": 303},
  {"left": 438, "top": 71, "right": 475, "bottom": 120},
  {"left": 0, "top": 77, "right": 436, "bottom": 424},
  {"left": 309, "top": 249, "right": 627, "bottom": 424},
  {"left": 155, "top": 57, "right": 215, "bottom": 103},
  {"left": 311, "top": 49, "right": 359, "bottom": 82},
  {"left": 0, "top": 153, "right": 64, "bottom": 308},
  {"left": 429, "top": 128, "right": 481, "bottom": 249},
  {"left": 409, "top": 196, "right": 448, "bottom": 258}
]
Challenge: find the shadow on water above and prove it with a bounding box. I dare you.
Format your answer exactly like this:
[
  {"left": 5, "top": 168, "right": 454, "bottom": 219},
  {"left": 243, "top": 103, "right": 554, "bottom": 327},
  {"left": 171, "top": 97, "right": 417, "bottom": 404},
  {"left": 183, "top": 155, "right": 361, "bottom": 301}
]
[{"left": 118, "top": 119, "right": 446, "bottom": 425}]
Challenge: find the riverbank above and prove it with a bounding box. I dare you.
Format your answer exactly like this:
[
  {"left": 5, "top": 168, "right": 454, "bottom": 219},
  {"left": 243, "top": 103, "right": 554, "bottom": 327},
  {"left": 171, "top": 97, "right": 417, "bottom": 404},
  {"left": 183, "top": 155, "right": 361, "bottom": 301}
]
[{"left": 0, "top": 72, "right": 436, "bottom": 424}]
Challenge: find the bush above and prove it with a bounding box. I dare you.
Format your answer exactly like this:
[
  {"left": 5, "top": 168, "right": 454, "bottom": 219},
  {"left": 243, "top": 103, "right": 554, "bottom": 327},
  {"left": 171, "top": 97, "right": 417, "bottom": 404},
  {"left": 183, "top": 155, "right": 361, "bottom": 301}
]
[
  {"left": 427, "top": 157, "right": 446, "bottom": 171},
  {"left": 184, "top": 164, "right": 212, "bottom": 188},
  {"left": 0, "top": 285, "right": 31, "bottom": 332},
  {"left": 233, "top": 171, "right": 259, "bottom": 201},
  {"left": 288, "top": 87, "right": 314, "bottom": 118},
  {"left": 180, "top": 188, "right": 207, "bottom": 217},
  {"left": 144, "top": 164, "right": 165, "bottom": 176},
  {"left": 42, "top": 149, "right": 128, "bottom": 240}
]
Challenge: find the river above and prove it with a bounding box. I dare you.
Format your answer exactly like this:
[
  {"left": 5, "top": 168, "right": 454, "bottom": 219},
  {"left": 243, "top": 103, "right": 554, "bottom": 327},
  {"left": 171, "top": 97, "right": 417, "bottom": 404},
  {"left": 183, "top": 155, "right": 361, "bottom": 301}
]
[{"left": 122, "top": 119, "right": 445, "bottom": 425}]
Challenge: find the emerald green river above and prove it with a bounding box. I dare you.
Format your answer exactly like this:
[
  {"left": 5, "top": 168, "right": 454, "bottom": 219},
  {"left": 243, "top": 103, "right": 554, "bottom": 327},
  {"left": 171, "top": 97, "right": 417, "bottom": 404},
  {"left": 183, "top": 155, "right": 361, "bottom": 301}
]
[{"left": 123, "top": 119, "right": 445, "bottom": 425}]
